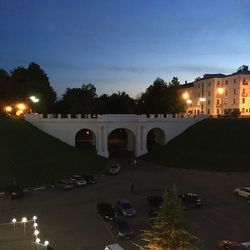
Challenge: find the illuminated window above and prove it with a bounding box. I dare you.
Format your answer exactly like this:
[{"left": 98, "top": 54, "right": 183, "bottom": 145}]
[
  {"left": 217, "top": 99, "right": 220, "bottom": 105},
  {"left": 242, "top": 108, "right": 245, "bottom": 113}
]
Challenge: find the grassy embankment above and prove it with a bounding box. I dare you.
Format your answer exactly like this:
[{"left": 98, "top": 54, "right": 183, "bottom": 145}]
[
  {"left": 142, "top": 118, "right": 250, "bottom": 172},
  {"left": 0, "top": 117, "right": 107, "bottom": 190}
]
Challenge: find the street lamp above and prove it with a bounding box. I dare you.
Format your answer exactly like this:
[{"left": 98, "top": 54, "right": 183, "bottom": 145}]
[{"left": 29, "top": 96, "right": 39, "bottom": 103}]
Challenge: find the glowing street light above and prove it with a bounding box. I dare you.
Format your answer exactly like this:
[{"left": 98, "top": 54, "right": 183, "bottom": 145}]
[
  {"left": 186, "top": 99, "right": 192, "bottom": 104},
  {"left": 29, "top": 96, "right": 39, "bottom": 103},
  {"left": 44, "top": 240, "right": 49, "bottom": 246},
  {"left": 36, "top": 238, "right": 41, "bottom": 243},
  {"left": 4, "top": 106, "right": 12, "bottom": 113},
  {"left": 22, "top": 217, "right": 27, "bottom": 235},
  {"left": 12, "top": 218, "right": 17, "bottom": 239},
  {"left": 34, "top": 229, "right": 40, "bottom": 237},
  {"left": 199, "top": 97, "right": 206, "bottom": 102},
  {"left": 16, "top": 103, "right": 27, "bottom": 110}
]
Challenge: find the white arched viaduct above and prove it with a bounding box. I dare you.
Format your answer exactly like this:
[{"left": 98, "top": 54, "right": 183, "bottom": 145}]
[{"left": 25, "top": 114, "right": 208, "bottom": 158}]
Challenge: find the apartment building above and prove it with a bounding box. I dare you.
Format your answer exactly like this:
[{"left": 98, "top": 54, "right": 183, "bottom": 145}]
[{"left": 180, "top": 68, "right": 250, "bottom": 116}]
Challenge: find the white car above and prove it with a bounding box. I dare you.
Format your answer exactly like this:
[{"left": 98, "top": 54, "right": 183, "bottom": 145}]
[
  {"left": 70, "top": 175, "right": 87, "bottom": 186},
  {"left": 108, "top": 164, "right": 121, "bottom": 175},
  {"left": 104, "top": 243, "right": 124, "bottom": 250},
  {"left": 234, "top": 187, "right": 250, "bottom": 198}
]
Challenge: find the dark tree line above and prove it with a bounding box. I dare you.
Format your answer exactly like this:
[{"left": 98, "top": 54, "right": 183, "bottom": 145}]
[
  {"left": 0, "top": 62, "right": 185, "bottom": 115},
  {"left": 0, "top": 63, "right": 56, "bottom": 113}
]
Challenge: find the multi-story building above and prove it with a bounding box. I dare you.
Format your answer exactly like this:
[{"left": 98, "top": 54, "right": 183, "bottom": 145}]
[{"left": 180, "top": 68, "right": 250, "bottom": 116}]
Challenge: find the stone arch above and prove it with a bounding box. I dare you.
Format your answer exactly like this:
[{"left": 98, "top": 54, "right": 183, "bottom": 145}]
[
  {"left": 147, "top": 128, "right": 165, "bottom": 149},
  {"left": 75, "top": 128, "right": 96, "bottom": 150},
  {"left": 108, "top": 128, "right": 136, "bottom": 156}
]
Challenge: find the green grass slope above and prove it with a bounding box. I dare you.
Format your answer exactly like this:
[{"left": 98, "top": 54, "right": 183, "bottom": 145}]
[
  {"left": 142, "top": 118, "right": 250, "bottom": 172},
  {"left": 0, "top": 117, "right": 107, "bottom": 190}
]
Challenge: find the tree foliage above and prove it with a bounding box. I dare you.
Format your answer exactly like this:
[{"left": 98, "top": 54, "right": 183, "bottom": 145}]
[
  {"left": 139, "top": 77, "right": 184, "bottom": 114},
  {"left": 0, "top": 62, "right": 57, "bottom": 113},
  {"left": 138, "top": 187, "right": 201, "bottom": 250}
]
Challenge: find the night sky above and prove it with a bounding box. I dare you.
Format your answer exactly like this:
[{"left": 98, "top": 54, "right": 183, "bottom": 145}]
[{"left": 1, "top": 0, "right": 250, "bottom": 98}]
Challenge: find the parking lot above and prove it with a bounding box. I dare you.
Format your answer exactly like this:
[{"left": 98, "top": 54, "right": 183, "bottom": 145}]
[{"left": 0, "top": 159, "right": 250, "bottom": 250}]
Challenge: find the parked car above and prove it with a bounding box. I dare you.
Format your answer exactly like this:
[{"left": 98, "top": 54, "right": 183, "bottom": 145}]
[
  {"left": 217, "top": 240, "right": 250, "bottom": 250},
  {"left": 97, "top": 202, "right": 116, "bottom": 221},
  {"left": 5, "top": 185, "right": 24, "bottom": 199},
  {"left": 234, "top": 187, "right": 250, "bottom": 198},
  {"left": 178, "top": 193, "right": 203, "bottom": 209},
  {"left": 116, "top": 198, "right": 136, "bottom": 217},
  {"left": 147, "top": 195, "right": 163, "bottom": 208},
  {"left": 70, "top": 175, "right": 87, "bottom": 186},
  {"left": 108, "top": 164, "right": 121, "bottom": 175},
  {"left": 112, "top": 217, "right": 134, "bottom": 239},
  {"left": 82, "top": 175, "right": 96, "bottom": 184},
  {"left": 104, "top": 243, "right": 124, "bottom": 250},
  {"left": 55, "top": 179, "right": 74, "bottom": 190}
]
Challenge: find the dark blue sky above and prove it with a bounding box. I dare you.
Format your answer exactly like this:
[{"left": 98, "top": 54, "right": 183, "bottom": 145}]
[{"left": 1, "top": 0, "right": 250, "bottom": 98}]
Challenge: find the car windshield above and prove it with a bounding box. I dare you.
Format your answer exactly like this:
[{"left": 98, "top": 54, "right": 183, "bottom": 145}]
[{"left": 111, "top": 165, "right": 118, "bottom": 169}]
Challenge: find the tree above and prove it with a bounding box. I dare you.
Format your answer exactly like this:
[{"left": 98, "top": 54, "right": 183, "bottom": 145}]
[
  {"left": 237, "top": 65, "right": 249, "bottom": 72},
  {"left": 0, "top": 69, "right": 11, "bottom": 106},
  {"left": 138, "top": 187, "right": 201, "bottom": 250},
  {"left": 106, "top": 91, "right": 136, "bottom": 114},
  {"left": 61, "top": 83, "right": 97, "bottom": 114},
  {"left": 7, "top": 62, "right": 57, "bottom": 113},
  {"left": 140, "top": 77, "right": 184, "bottom": 114}
]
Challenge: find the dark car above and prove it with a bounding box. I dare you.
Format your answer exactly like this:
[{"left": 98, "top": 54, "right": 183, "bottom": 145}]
[
  {"left": 116, "top": 198, "right": 136, "bottom": 217},
  {"left": 55, "top": 179, "right": 74, "bottom": 190},
  {"left": 147, "top": 195, "right": 163, "bottom": 208},
  {"left": 179, "top": 193, "right": 203, "bottom": 209},
  {"left": 82, "top": 175, "right": 96, "bottom": 184},
  {"left": 5, "top": 185, "right": 24, "bottom": 199},
  {"left": 217, "top": 240, "right": 250, "bottom": 250},
  {"left": 112, "top": 218, "right": 134, "bottom": 239},
  {"left": 97, "top": 202, "right": 116, "bottom": 221}
]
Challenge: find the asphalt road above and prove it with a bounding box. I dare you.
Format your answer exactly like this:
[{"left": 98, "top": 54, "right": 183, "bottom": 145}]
[{"left": 0, "top": 159, "right": 250, "bottom": 250}]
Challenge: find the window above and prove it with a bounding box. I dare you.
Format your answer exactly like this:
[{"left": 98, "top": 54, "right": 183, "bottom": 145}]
[
  {"left": 195, "top": 93, "right": 197, "bottom": 98},
  {"left": 225, "top": 90, "right": 228, "bottom": 96},
  {"left": 233, "top": 98, "right": 236, "bottom": 104},
  {"left": 242, "top": 98, "right": 245, "bottom": 104},
  {"left": 208, "top": 82, "right": 211, "bottom": 86},
  {"left": 217, "top": 99, "right": 220, "bottom": 105},
  {"left": 217, "top": 109, "right": 219, "bottom": 114},
  {"left": 234, "top": 89, "right": 236, "bottom": 95},
  {"left": 207, "top": 109, "right": 210, "bottom": 114},
  {"left": 208, "top": 91, "right": 210, "bottom": 96},
  {"left": 243, "top": 89, "right": 245, "bottom": 94},
  {"left": 234, "top": 78, "right": 236, "bottom": 83},
  {"left": 246, "top": 109, "right": 248, "bottom": 113},
  {"left": 198, "top": 84, "right": 200, "bottom": 88},
  {"left": 198, "top": 93, "right": 200, "bottom": 98},
  {"left": 217, "top": 81, "right": 220, "bottom": 86},
  {"left": 225, "top": 80, "right": 228, "bottom": 85},
  {"left": 242, "top": 108, "right": 245, "bottom": 113},
  {"left": 207, "top": 100, "right": 210, "bottom": 105}
]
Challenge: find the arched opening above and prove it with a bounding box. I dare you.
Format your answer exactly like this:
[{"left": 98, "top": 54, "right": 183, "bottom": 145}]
[
  {"left": 147, "top": 128, "right": 165, "bottom": 150},
  {"left": 75, "top": 129, "right": 96, "bottom": 151},
  {"left": 108, "top": 128, "right": 135, "bottom": 157}
]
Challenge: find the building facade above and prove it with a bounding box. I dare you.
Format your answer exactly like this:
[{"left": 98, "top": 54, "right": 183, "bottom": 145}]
[{"left": 180, "top": 69, "right": 250, "bottom": 116}]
